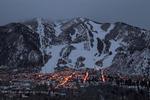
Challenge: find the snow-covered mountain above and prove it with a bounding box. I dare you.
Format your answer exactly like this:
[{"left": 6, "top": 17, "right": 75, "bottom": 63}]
[{"left": 0, "top": 17, "right": 150, "bottom": 75}]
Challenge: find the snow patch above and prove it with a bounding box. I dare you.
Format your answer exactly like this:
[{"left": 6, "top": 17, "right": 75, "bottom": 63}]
[
  {"left": 41, "top": 45, "right": 65, "bottom": 73},
  {"left": 36, "top": 18, "right": 45, "bottom": 56},
  {"left": 69, "top": 42, "right": 96, "bottom": 68},
  {"left": 54, "top": 22, "right": 62, "bottom": 37},
  {"left": 88, "top": 21, "right": 106, "bottom": 40},
  {"left": 107, "top": 23, "right": 115, "bottom": 32},
  {"left": 103, "top": 40, "right": 121, "bottom": 67}
]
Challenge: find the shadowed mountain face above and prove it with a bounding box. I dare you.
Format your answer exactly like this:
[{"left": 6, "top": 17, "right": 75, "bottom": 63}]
[
  {"left": 0, "top": 23, "right": 44, "bottom": 72},
  {"left": 0, "top": 18, "right": 150, "bottom": 75}
]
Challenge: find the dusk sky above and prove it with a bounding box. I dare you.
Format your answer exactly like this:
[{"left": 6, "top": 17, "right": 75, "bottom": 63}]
[{"left": 0, "top": 0, "right": 150, "bottom": 29}]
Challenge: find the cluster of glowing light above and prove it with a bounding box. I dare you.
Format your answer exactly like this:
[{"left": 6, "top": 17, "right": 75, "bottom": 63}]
[
  {"left": 101, "top": 70, "right": 106, "bottom": 82},
  {"left": 83, "top": 72, "right": 89, "bottom": 83},
  {"left": 57, "top": 72, "right": 75, "bottom": 87},
  {"left": 37, "top": 74, "right": 42, "bottom": 78}
]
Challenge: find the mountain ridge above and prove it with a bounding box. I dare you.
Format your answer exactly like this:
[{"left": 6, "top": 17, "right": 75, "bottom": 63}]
[{"left": 0, "top": 17, "right": 149, "bottom": 75}]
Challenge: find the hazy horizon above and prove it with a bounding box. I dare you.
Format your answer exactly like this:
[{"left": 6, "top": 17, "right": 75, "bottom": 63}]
[{"left": 0, "top": 0, "right": 150, "bottom": 29}]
